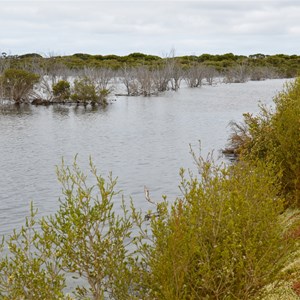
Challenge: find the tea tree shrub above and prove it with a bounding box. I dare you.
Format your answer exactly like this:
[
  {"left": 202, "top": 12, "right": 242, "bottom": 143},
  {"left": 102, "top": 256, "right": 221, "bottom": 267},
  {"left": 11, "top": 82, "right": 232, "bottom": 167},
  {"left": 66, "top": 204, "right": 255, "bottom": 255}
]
[
  {"left": 44, "top": 158, "right": 135, "bottom": 300},
  {"left": 136, "top": 158, "right": 291, "bottom": 300},
  {"left": 71, "top": 77, "right": 108, "bottom": 106},
  {"left": 0, "top": 156, "right": 295, "bottom": 299},
  {"left": 71, "top": 77, "right": 98, "bottom": 104},
  {"left": 271, "top": 79, "right": 300, "bottom": 205},
  {"left": 0, "top": 68, "right": 40, "bottom": 103},
  {"left": 226, "top": 78, "right": 300, "bottom": 206},
  {"left": 52, "top": 80, "right": 71, "bottom": 101},
  {"left": 0, "top": 203, "right": 65, "bottom": 300},
  {"left": 0, "top": 159, "right": 137, "bottom": 300}
]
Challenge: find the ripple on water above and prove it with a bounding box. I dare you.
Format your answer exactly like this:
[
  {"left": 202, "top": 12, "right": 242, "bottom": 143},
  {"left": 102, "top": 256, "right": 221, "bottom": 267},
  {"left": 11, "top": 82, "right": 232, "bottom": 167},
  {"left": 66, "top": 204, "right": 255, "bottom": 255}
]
[{"left": 0, "top": 79, "right": 293, "bottom": 235}]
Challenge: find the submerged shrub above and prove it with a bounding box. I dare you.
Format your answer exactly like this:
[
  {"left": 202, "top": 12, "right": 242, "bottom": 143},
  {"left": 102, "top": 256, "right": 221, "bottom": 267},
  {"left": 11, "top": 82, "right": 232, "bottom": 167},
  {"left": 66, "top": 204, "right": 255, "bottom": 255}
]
[
  {"left": 0, "top": 68, "right": 40, "bottom": 103},
  {"left": 135, "top": 156, "right": 291, "bottom": 300},
  {"left": 52, "top": 80, "right": 71, "bottom": 101},
  {"left": 71, "top": 77, "right": 98, "bottom": 104},
  {"left": 71, "top": 77, "right": 108, "bottom": 106}
]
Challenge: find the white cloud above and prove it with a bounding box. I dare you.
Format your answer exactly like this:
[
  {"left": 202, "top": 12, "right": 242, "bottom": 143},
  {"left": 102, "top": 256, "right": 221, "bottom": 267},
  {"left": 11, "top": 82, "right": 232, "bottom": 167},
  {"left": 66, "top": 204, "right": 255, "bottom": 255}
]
[{"left": 0, "top": 1, "right": 299, "bottom": 56}]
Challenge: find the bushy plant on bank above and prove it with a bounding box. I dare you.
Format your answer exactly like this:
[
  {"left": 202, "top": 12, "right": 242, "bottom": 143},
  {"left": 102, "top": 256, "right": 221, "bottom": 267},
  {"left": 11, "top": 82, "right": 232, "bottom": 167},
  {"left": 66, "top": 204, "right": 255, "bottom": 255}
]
[
  {"left": 133, "top": 154, "right": 292, "bottom": 300},
  {"left": 225, "top": 78, "right": 300, "bottom": 207},
  {"left": 0, "top": 153, "right": 295, "bottom": 299}
]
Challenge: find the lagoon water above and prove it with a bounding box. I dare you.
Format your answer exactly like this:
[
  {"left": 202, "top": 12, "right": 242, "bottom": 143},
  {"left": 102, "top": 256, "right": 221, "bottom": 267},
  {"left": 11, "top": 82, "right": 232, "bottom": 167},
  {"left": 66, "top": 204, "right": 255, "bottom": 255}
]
[{"left": 0, "top": 79, "right": 291, "bottom": 236}]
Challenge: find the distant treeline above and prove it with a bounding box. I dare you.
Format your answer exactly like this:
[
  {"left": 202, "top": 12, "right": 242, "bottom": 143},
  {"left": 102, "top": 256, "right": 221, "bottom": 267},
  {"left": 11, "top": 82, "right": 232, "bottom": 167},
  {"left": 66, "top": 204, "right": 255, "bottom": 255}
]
[
  {"left": 1, "top": 51, "right": 300, "bottom": 78},
  {"left": 0, "top": 51, "right": 299, "bottom": 106}
]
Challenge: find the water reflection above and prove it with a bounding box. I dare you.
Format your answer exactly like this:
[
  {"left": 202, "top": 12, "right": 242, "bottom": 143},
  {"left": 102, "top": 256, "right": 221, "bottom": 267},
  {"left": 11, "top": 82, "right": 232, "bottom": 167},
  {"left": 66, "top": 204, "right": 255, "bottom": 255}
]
[
  {"left": 72, "top": 103, "right": 109, "bottom": 115},
  {"left": 0, "top": 103, "right": 33, "bottom": 116},
  {"left": 52, "top": 105, "right": 71, "bottom": 116}
]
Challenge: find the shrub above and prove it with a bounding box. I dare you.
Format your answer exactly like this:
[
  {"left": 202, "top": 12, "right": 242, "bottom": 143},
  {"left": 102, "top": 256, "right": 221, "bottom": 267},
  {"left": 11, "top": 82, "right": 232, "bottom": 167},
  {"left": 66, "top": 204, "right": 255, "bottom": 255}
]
[
  {"left": 226, "top": 78, "right": 300, "bottom": 206},
  {"left": 135, "top": 156, "right": 291, "bottom": 299},
  {"left": 71, "top": 77, "right": 108, "bottom": 106},
  {"left": 52, "top": 80, "right": 71, "bottom": 101},
  {"left": 0, "top": 203, "right": 65, "bottom": 299},
  {"left": 0, "top": 68, "right": 40, "bottom": 103},
  {"left": 71, "top": 77, "right": 98, "bottom": 104},
  {"left": 271, "top": 79, "right": 300, "bottom": 205},
  {"left": 43, "top": 158, "right": 134, "bottom": 299},
  {"left": 0, "top": 155, "right": 295, "bottom": 299}
]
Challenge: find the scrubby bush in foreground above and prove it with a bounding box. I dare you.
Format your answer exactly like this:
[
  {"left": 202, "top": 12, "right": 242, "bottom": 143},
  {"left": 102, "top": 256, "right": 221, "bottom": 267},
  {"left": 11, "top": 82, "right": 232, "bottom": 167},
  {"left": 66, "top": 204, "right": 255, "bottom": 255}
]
[
  {"left": 0, "top": 203, "right": 65, "bottom": 299},
  {"left": 0, "top": 159, "right": 136, "bottom": 300},
  {"left": 225, "top": 78, "right": 300, "bottom": 207},
  {"left": 134, "top": 155, "right": 292, "bottom": 300},
  {"left": 0, "top": 155, "right": 295, "bottom": 299}
]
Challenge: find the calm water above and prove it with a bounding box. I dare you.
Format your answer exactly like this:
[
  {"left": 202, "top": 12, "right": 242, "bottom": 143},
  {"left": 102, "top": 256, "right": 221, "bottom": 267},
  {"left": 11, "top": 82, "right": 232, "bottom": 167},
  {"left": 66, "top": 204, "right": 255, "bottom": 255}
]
[{"left": 0, "top": 79, "right": 290, "bottom": 236}]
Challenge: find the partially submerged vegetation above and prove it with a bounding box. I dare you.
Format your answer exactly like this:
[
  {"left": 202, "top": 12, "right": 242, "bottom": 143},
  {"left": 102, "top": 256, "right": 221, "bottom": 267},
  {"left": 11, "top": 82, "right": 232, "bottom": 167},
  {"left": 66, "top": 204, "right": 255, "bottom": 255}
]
[
  {"left": 0, "top": 77, "right": 300, "bottom": 299},
  {"left": 0, "top": 51, "right": 299, "bottom": 105}
]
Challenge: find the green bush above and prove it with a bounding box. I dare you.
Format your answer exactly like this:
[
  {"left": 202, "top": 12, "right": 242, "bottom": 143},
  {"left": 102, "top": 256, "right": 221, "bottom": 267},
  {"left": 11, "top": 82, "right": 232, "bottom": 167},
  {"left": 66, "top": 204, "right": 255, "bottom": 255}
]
[
  {"left": 0, "top": 159, "right": 136, "bottom": 300},
  {"left": 135, "top": 156, "right": 291, "bottom": 300},
  {"left": 0, "top": 68, "right": 40, "bottom": 103},
  {"left": 0, "top": 156, "right": 295, "bottom": 299},
  {"left": 271, "top": 79, "right": 300, "bottom": 205},
  {"left": 226, "top": 78, "right": 300, "bottom": 206},
  {"left": 52, "top": 80, "right": 71, "bottom": 101},
  {"left": 71, "top": 77, "right": 98, "bottom": 104},
  {"left": 43, "top": 158, "right": 134, "bottom": 299},
  {"left": 0, "top": 203, "right": 65, "bottom": 299},
  {"left": 71, "top": 77, "right": 109, "bottom": 106}
]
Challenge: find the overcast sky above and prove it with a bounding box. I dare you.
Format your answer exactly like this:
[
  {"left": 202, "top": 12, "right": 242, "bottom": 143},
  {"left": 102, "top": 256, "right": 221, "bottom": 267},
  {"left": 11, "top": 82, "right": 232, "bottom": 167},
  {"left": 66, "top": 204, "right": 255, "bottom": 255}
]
[{"left": 0, "top": 0, "right": 299, "bottom": 57}]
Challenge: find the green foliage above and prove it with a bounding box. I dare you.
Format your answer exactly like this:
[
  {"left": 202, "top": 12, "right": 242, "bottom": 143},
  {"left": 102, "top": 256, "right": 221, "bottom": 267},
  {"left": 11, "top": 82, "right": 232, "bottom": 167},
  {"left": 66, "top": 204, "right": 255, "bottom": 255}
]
[
  {"left": 135, "top": 155, "right": 291, "bottom": 300},
  {"left": 71, "top": 77, "right": 97, "bottom": 103},
  {"left": 0, "top": 68, "right": 40, "bottom": 103},
  {"left": 52, "top": 80, "right": 71, "bottom": 101},
  {"left": 2, "top": 52, "right": 300, "bottom": 78},
  {"left": 72, "top": 53, "right": 93, "bottom": 60},
  {"left": 0, "top": 203, "right": 65, "bottom": 299},
  {"left": 227, "top": 78, "right": 300, "bottom": 206},
  {"left": 18, "top": 53, "right": 43, "bottom": 59},
  {"left": 71, "top": 78, "right": 108, "bottom": 105},
  {"left": 44, "top": 158, "right": 134, "bottom": 299},
  {"left": 0, "top": 152, "right": 297, "bottom": 298},
  {"left": 271, "top": 79, "right": 300, "bottom": 204}
]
